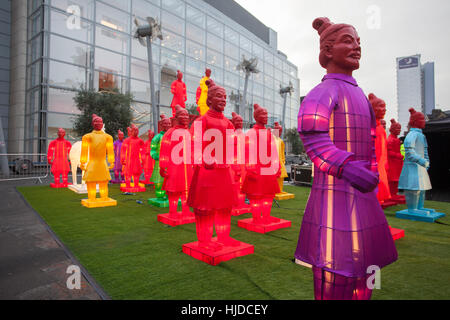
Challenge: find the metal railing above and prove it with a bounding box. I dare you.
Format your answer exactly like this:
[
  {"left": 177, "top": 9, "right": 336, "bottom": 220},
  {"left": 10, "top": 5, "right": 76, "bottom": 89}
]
[{"left": 0, "top": 154, "right": 49, "bottom": 183}]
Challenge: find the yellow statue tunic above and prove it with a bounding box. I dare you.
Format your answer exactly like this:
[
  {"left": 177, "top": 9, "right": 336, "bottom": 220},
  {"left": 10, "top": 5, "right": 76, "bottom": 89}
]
[
  {"left": 81, "top": 130, "right": 114, "bottom": 182},
  {"left": 197, "top": 76, "right": 210, "bottom": 116}
]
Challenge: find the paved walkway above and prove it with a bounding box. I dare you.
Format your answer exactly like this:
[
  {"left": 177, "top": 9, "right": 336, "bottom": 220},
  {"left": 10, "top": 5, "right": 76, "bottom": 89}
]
[{"left": 0, "top": 178, "right": 106, "bottom": 300}]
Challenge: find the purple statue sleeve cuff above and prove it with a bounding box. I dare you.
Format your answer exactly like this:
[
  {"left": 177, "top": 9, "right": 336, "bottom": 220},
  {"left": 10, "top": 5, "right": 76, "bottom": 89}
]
[
  {"left": 299, "top": 132, "right": 354, "bottom": 178},
  {"left": 341, "top": 160, "right": 379, "bottom": 193}
]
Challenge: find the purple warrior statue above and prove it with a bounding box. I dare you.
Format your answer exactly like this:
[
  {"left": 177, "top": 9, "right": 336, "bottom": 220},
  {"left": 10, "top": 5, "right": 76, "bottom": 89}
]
[
  {"left": 111, "top": 129, "right": 125, "bottom": 183},
  {"left": 294, "top": 17, "right": 398, "bottom": 300}
]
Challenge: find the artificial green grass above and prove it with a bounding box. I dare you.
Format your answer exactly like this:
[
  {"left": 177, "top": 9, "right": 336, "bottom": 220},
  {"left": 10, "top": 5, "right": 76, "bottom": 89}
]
[{"left": 17, "top": 184, "right": 450, "bottom": 300}]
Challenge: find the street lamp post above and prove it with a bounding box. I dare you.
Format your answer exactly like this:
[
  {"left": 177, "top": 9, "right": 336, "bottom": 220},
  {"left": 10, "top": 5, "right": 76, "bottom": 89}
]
[
  {"left": 133, "top": 17, "right": 163, "bottom": 133},
  {"left": 280, "top": 81, "right": 294, "bottom": 134},
  {"left": 236, "top": 55, "right": 259, "bottom": 121}
]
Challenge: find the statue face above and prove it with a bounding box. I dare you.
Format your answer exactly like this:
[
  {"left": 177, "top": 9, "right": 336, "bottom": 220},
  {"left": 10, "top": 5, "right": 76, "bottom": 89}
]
[
  {"left": 205, "top": 69, "right": 211, "bottom": 77},
  {"left": 57, "top": 128, "right": 65, "bottom": 139},
  {"left": 131, "top": 126, "right": 139, "bottom": 137},
  {"left": 209, "top": 87, "right": 227, "bottom": 112},
  {"left": 161, "top": 119, "right": 172, "bottom": 132},
  {"left": 148, "top": 130, "right": 154, "bottom": 140},
  {"left": 328, "top": 26, "right": 361, "bottom": 72},
  {"left": 177, "top": 110, "right": 190, "bottom": 128},
  {"left": 233, "top": 118, "right": 243, "bottom": 130},
  {"left": 273, "top": 126, "right": 282, "bottom": 137},
  {"left": 255, "top": 109, "right": 268, "bottom": 125},
  {"left": 374, "top": 102, "right": 386, "bottom": 120},
  {"left": 118, "top": 131, "right": 124, "bottom": 141},
  {"left": 177, "top": 71, "right": 183, "bottom": 81},
  {"left": 93, "top": 118, "right": 103, "bottom": 131},
  {"left": 390, "top": 125, "right": 401, "bottom": 136}
]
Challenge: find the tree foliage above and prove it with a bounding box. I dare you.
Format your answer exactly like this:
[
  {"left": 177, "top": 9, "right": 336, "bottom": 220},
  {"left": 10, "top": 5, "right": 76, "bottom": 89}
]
[
  {"left": 284, "top": 128, "right": 304, "bottom": 155},
  {"left": 73, "top": 88, "right": 133, "bottom": 139}
]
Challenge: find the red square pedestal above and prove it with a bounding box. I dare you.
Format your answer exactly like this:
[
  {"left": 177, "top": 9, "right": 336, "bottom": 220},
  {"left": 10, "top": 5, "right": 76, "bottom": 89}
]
[
  {"left": 120, "top": 182, "right": 146, "bottom": 193},
  {"left": 390, "top": 227, "right": 405, "bottom": 241},
  {"left": 182, "top": 237, "right": 254, "bottom": 266},
  {"left": 157, "top": 212, "right": 196, "bottom": 226},
  {"left": 231, "top": 205, "right": 251, "bottom": 216},
  {"left": 238, "top": 217, "right": 291, "bottom": 234},
  {"left": 50, "top": 183, "right": 71, "bottom": 188}
]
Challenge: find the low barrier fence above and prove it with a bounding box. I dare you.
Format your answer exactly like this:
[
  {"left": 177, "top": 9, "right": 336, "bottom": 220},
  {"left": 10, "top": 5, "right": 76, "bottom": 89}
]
[{"left": 0, "top": 154, "right": 49, "bottom": 183}]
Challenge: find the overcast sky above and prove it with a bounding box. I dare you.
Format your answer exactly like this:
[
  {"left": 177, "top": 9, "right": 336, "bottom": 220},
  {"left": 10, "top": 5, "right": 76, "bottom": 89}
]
[{"left": 234, "top": 0, "right": 450, "bottom": 124}]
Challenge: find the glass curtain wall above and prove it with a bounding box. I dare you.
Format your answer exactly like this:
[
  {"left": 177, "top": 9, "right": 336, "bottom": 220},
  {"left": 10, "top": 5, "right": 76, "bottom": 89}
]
[{"left": 25, "top": 0, "right": 299, "bottom": 153}]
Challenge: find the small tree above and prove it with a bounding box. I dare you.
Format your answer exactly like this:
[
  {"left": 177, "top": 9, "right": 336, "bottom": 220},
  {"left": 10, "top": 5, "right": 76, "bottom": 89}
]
[
  {"left": 284, "top": 128, "right": 304, "bottom": 155},
  {"left": 73, "top": 88, "right": 133, "bottom": 139}
]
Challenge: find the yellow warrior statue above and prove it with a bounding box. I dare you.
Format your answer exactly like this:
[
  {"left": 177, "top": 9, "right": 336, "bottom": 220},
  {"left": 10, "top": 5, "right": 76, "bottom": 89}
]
[
  {"left": 80, "top": 114, "right": 116, "bottom": 208},
  {"left": 273, "top": 122, "right": 295, "bottom": 200}
]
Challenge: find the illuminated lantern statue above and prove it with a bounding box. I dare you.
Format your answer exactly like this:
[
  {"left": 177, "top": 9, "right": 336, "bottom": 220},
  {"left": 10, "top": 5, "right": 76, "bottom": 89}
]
[
  {"left": 396, "top": 108, "right": 445, "bottom": 222},
  {"left": 170, "top": 70, "right": 187, "bottom": 117},
  {"left": 368, "top": 93, "right": 391, "bottom": 204},
  {"left": 148, "top": 115, "right": 172, "bottom": 207},
  {"left": 195, "top": 68, "right": 211, "bottom": 116},
  {"left": 121, "top": 127, "right": 132, "bottom": 184},
  {"left": 111, "top": 129, "right": 125, "bottom": 184},
  {"left": 140, "top": 130, "right": 155, "bottom": 185},
  {"left": 230, "top": 112, "right": 251, "bottom": 216},
  {"left": 294, "top": 17, "right": 397, "bottom": 300},
  {"left": 273, "top": 122, "right": 295, "bottom": 200},
  {"left": 238, "top": 104, "right": 290, "bottom": 233},
  {"left": 47, "top": 128, "right": 72, "bottom": 188},
  {"left": 387, "top": 119, "right": 405, "bottom": 202},
  {"left": 120, "top": 124, "right": 145, "bottom": 192},
  {"left": 80, "top": 114, "right": 116, "bottom": 208},
  {"left": 183, "top": 79, "right": 254, "bottom": 265},
  {"left": 157, "top": 105, "right": 195, "bottom": 226}
]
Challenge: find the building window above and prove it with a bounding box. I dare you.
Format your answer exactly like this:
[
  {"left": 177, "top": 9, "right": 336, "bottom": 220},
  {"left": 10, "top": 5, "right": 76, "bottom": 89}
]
[
  {"left": 50, "top": 0, "right": 94, "bottom": 20},
  {"left": 207, "top": 16, "right": 223, "bottom": 37},
  {"left": 224, "top": 26, "right": 239, "bottom": 45},
  {"left": 186, "top": 5, "right": 205, "bottom": 28},
  {"left": 207, "top": 32, "right": 223, "bottom": 52},
  {"left": 186, "top": 57, "right": 205, "bottom": 77},
  {"left": 161, "top": 10, "right": 185, "bottom": 36},
  {"left": 224, "top": 42, "right": 239, "bottom": 60},
  {"left": 50, "top": 9, "right": 93, "bottom": 43},
  {"left": 186, "top": 23, "right": 205, "bottom": 45},
  {"left": 49, "top": 34, "right": 91, "bottom": 67},
  {"left": 162, "top": 0, "right": 185, "bottom": 19},
  {"left": 132, "top": 0, "right": 160, "bottom": 20},
  {"left": 207, "top": 49, "right": 223, "bottom": 68},
  {"left": 47, "top": 60, "right": 88, "bottom": 89},
  {"left": 186, "top": 40, "right": 205, "bottom": 61},
  {"left": 161, "top": 29, "right": 184, "bottom": 53},
  {"left": 95, "top": 25, "right": 130, "bottom": 55},
  {"left": 94, "top": 48, "right": 128, "bottom": 77},
  {"left": 98, "top": 70, "right": 118, "bottom": 91},
  {"left": 96, "top": 2, "right": 130, "bottom": 34}
]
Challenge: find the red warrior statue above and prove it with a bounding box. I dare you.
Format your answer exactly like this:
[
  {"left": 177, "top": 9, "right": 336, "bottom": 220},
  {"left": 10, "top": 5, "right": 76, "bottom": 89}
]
[
  {"left": 238, "top": 104, "right": 290, "bottom": 233},
  {"left": 141, "top": 129, "right": 156, "bottom": 185},
  {"left": 183, "top": 79, "right": 253, "bottom": 265},
  {"left": 157, "top": 105, "right": 195, "bottom": 226},
  {"left": 170, "top": 70, "right": 187, "bottom": 117},
  {"left": 387, "top": 119, "right": 405, "bottom": 202},
  {"left": 120, "top": 124, "right": 145, "bottom": 192},
  {"left": 47, "top": 128, "right": 72, "bottom": 188}
]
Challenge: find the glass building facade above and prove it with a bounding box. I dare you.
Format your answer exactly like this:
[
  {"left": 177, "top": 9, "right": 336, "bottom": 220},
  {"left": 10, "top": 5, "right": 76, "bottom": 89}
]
[{"left": 24, "top": 0, "right": 300, "bottom": 153}]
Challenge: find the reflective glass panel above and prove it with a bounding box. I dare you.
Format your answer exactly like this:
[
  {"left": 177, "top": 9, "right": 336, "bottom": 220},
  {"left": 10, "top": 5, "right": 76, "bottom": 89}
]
[
  {"left": 186, "top": 5, "right": 205, "bottom": 28},
  {"left": 132, "top": 0, "right": 160, "bottom": 20},
  {"left": 186, "top": 23, "right": 205, "bottom": 45},
  {"left": 161, "top": 29, "right": 184, "bottom": 53},
  {"left": 162, "top": 0, "right": 185, "bottom": 19},
  {"left": 95, "top": 25, "right": 129, "bottom": 55},
  {"left": 50, "top": 9, "right": 92, "bottom": 43},
  {"left": 186, "top": 40, "right": 205, "bottom": 61},
  {"left": 95, "top": 48, "right": 128, "bottom": 76},
  {"left": 50, "top": 34, "right": 91, "bottom": 67},
  {"left": 207, "top": 49, "right": 223, "bottom": 68},
  {"left": 206, "top": 16, "right": 223, "bottom": 37},
  {"left": 96, "top": 2, "right": 129, "bottom": 34},
  {"left": 48, "top": 60, "right": 88, "bottom": 88},
  {"left": 161, "top": 10, "right": 184, "bottom": 36},
  {"left": 207, "top": 32, "right": 223, "bottom": 52}
]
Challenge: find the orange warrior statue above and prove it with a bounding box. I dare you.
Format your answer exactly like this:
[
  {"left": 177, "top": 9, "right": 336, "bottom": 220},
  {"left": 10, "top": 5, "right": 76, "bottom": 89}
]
[
  {"left": 120, "top": 124, "right": 146, "bottom": 192},
  {"left": 170, "top": 70, "right": 187, "bottom": 117},
  {"left": 230, "top": 112, "right": 251, "bottom": 216},
  {"left": 140, "top": 129, "right": 155, "bottom": 185},
  {"left": 196, "top": 68, "right": 211, "bottom": 116},
  {"left": 47, "top": 128, "right": 72, "bottom": 188},
  {"left": 80, "top": 114, "right": 116, "bottom": 208},
  {"left": 157, "top": 105, "right": 195, "bottom": 226},
  {"left": 368, "top": 93, "right": 391, "bottom": 204}
]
